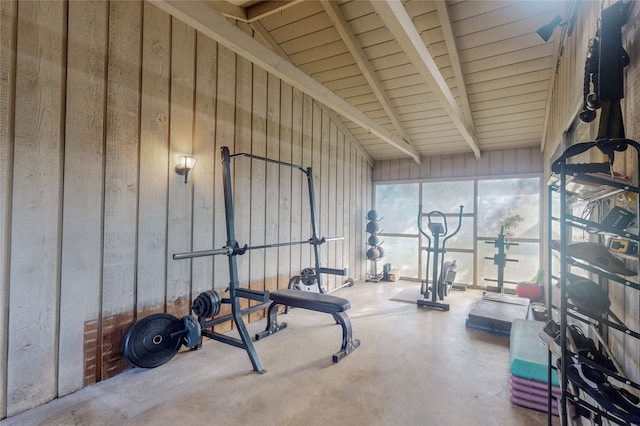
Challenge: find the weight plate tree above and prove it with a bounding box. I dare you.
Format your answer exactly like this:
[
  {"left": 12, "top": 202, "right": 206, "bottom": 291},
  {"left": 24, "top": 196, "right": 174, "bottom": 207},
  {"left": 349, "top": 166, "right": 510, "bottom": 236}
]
[
  {"left": 365, "top": 210, "right": 384, "bottom": 282},
  {"left": 122, "top": 313, "right": 184, "bottom": 368}
]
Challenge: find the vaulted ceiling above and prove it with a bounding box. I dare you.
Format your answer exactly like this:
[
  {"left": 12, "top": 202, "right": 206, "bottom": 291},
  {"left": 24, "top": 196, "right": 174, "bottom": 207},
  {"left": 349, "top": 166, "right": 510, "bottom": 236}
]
[{"left": 153, "top": 0, "right": 574, "bottom": 164}]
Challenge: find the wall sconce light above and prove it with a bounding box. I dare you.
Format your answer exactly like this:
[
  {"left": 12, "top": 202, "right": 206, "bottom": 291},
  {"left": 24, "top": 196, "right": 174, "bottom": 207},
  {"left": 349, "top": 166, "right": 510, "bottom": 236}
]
[
  {"left": 175, "top": 156, "right": 197, "bottom": 184},
  {"left": 536, "top": 16, "right": 565, "bottom": 42}
]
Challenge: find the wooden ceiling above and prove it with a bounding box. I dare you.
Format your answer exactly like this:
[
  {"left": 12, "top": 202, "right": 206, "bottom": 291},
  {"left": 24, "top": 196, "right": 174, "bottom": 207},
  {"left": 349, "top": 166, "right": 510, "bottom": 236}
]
[{"left": 154, "top": 0, "right": 574, "bottom": 163}]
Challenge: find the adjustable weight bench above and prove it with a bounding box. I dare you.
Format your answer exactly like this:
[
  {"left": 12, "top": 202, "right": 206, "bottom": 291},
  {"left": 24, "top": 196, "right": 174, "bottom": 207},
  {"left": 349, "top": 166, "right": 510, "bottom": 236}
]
[{"left": 255, "top": 289, "right": 360, "bottom": 363}]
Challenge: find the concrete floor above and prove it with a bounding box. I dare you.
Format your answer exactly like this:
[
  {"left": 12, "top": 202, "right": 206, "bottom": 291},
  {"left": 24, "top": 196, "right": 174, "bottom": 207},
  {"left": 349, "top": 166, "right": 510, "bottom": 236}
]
[{"left": 1, "top": 281, "right": 552, "bottom": 426}]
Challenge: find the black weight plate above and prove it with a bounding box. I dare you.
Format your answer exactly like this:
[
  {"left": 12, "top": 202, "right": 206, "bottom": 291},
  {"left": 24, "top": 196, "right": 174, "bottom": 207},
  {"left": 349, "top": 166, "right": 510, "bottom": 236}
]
[
  {"left": 182, "top": 315, "right": 201, "bottom": 348},
  {"left": 191, "top": 290, "right": 221, "bottom": 318},
  {"left": 122, "top": 313, "right": 183, "bottom": 368}
]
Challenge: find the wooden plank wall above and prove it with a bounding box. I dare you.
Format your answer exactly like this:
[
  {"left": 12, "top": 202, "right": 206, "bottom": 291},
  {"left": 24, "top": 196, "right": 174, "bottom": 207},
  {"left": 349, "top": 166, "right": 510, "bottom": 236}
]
[
  {"left": 0, "top": 1, "right": 17, "bottom": 420},
  {"left": 0, "top": 1, "right": 370, "bottom": 419},
  {"left": 372, "top": 147, "right": 544, "bottom": 181},
  {"left": 542, "top": 1, "right": 640, "bottom": 383}
]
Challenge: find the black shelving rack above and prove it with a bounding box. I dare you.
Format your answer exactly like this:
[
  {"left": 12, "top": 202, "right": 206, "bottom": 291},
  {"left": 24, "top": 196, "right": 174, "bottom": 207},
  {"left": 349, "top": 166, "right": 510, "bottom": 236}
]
[{"left": 547, "top": 138, "right": 640, "bottom": 426}]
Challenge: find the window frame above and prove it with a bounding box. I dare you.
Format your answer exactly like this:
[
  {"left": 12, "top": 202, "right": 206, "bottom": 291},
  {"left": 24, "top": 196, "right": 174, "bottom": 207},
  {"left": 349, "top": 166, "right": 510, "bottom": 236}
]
[{"left": 373, "top": 173, "right": 543, "bottom": 289}]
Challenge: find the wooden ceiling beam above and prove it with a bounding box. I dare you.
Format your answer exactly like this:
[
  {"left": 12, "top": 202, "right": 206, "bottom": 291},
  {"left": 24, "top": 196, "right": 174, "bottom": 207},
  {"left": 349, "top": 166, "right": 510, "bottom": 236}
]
[
  {"left": 208, "top": 0, "right": 307, "bottom": 23},
  {"left": 370, "top": 0, "right": 481, "bottom": 160},
  {"left": 434, "top": 1, "right": 476, "bottom": 135},
  {"left": 151, "top": 0, "right": 421, "bottom": 163},
  {"left": 321, "top": 0, "right": 420, "bottom": 164},
  {"left": 246, "top": 1, "right": 304, "bottom": 23},
  {"left": 206, "top": 0, "right": 247, "bottom": 22}
]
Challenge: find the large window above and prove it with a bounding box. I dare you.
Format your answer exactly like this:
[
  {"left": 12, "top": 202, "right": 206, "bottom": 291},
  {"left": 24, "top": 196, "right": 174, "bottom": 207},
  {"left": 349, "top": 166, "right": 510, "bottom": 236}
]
[
  {"left": 477, "top": 178, "right": 540, "bottom": 239},
  {"left": 374, "top": 184, "right": 420, "bottom": 278},
  {"left": 421, "top": 181, "right": 474, "bottom": 285},
  {"left": 375, "top": 184, "right": 420, "bottom": 234},
  {"left": 374, "top": 176, "right": 542, "bottom": 289}
]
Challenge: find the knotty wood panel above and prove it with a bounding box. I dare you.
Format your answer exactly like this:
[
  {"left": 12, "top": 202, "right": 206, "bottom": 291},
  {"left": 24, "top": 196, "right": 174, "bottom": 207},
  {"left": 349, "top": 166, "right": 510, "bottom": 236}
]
[
  {"left": 136, "top": 2, "right": 171, "bottom": 316},
  {"left": 191, "top": 32, "right": 217, "bottom": 301},
  {"left": 335, "top": 131, "right": 345, "bottom": 285},
  {"left": 7, "top": 0, "right": 65, "bottom": 415},
  {"left": 213, "top": 45, "right": 236, "bottom": 329},
  {"left": 259, "top": 0, "right": 324, "bottom": 31},
  {"left": 235, "top": 55, "right": 253, "bottom": 313},
  {"left": 298, "top": 52, "right": 355, "bottom": 76},
  {"left": 165, "top": 18, "right": 195, "bottom": 319},
  {"left": 264, "top": 73, "right": 280, "bottom": 293},
  {"left": 101, "top": 0, "right": 142, "bottom": 379},
  {"left": 278, "top": 82, "right": 293, "bottom": 290},
  {"left": 289, "top": 40, "right": 347, "bottom": 67},
  {"left": 268, "top": 10, "right": 330, "bottom": 44},
  {"left": 249, "top": 65, "right": 267, "bottom": 320},
  {"left": 349, "top": 145, "right": 358, "bottom": 279},
  {"left": 300, "top": 93, "right": 313, "bottom": 274},
  {"left": 327, "top": 122, "right": 338, "bottom": 290},
  {"left": 373, "top": 147, "right": 544, "bottom": 181},
  {"left": 280, "top": 27, "right": 341, "bottom": 57},
  {"left": 58, "top": 0, "right": 108, "bottom": 396},
  {"left": 311, "top": 102, "right": 323, "bottom": 284},
  {"left": 0, "top": 0, "right": 16, "bottom": 418},
  {"left": 320, "top": 111, "right": 331, "bottom": 288},
  {"left": 361, "top": 149, "right": 368, "bottom": 280},
  {"left": 289, "top": 88, "right": 304, "bottom": 279},
  {"left": 456, "top": 5, "right": 557, "bottom": 40},
  {"left": 467, "top": 69, "right": 549, "bottom": 95}
]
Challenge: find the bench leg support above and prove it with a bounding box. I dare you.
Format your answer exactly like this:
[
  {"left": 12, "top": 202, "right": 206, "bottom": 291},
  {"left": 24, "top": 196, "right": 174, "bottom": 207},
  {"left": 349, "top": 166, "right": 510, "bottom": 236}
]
[
  {"left": 332, "top": 311, "right": 360, "bottom": 363},
  {"left": 256, "top": 302, "right": 360, "bottom": 363},
  {"left": 255, "top": 302, "right": 287, "bottom": 340}
]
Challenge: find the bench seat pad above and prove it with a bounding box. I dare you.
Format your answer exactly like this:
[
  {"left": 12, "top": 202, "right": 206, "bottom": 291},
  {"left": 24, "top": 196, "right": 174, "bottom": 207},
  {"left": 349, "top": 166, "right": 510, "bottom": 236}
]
[{"left": 269, "top": 289, "right": 350, "bottom": 313}]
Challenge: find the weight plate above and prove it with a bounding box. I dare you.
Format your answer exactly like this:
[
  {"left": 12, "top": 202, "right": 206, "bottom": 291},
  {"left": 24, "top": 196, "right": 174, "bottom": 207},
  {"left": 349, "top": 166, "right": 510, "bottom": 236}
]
[
  {"left": 366, "top": 247, "right": 380, "bottom": 260},
  {"left": 368, "top": 235, "right": 380, "bottom": 246},
  {"left": 122, "top": 313, "right": 183, "bottom": 369},
  {"left": 299, "top": 268, "right": 320, "bottom": 292},
  {"left": 182, "top": 315, "right": 201, "bottom": 348},
  {"left": 288, "top": 270, "right": 320, "bottom": 293},
  {"left": 366, "top": 221, "right": 380, "bottom": 234},
  {"left": 191, "top": 290, "right": 221, "bottom": 318}
]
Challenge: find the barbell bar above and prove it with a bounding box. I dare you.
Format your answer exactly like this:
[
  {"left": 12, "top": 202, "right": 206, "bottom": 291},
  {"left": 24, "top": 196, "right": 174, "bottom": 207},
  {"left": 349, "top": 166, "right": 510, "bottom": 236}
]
[{"left": 173, "top": 236, "right": 344, "bottom": 260}]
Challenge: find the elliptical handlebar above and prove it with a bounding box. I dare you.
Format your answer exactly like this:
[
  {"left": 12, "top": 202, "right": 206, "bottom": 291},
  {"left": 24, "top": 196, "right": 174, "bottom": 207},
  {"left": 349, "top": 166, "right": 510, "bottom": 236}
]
[
  {"left": 417, "top": 204, "right": 432, "bottom": 247},
  {"left": 441, "top": 205, "right": 464, "bottom": 248},
  {"left": 427, "top": 210, "right": 448, "bottom": 235}
]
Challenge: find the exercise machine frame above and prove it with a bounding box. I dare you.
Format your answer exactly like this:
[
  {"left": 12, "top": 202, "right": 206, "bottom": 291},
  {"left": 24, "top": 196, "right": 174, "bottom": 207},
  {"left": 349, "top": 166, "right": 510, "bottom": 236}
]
[
  {"left": 416, "top": 205, "right": 464, "bottom": 311},
  {"left": 483, "top": 226, "right": 519, "bottom": 293},
  {"left": 172, "top": 146, "right": 347, "bottom": 373}
]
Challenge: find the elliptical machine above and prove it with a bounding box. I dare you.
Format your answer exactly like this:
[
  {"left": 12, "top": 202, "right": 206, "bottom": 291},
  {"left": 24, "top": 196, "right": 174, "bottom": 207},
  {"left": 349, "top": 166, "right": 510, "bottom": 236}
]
[{"left": 417, "top": 205, "right": 464, "bottom": 311}]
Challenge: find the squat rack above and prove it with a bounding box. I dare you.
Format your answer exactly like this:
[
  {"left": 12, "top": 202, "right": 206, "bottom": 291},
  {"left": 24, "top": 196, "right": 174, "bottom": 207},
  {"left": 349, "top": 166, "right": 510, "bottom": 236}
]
[{"left": 173, "top": 146, "right": 345, "bottom": 373}]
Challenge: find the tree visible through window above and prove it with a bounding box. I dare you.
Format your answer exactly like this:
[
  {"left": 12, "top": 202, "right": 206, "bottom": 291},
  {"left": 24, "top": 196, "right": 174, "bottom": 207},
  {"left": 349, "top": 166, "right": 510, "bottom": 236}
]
[{"left": 374, "top": 176, "right": 541, "bottom": 288}]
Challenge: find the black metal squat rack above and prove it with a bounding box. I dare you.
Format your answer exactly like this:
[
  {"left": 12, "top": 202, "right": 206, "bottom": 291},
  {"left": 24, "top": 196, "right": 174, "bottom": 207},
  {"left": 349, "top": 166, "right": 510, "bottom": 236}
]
[{"left": 123, "top": 146, "right": 346, "bottom": 373}]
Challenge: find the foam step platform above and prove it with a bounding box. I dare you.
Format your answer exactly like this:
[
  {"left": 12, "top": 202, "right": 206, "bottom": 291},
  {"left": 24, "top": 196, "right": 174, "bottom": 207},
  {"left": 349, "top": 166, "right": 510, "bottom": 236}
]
[
  {"left": 509, "top": 319, "right": 559, "bottom": 386},
  {"left": 466, "top": 293, "right": 530, "bottom": 334},
  {"left": 510, "top": 375, "right": 561, "bottom": 416}
]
